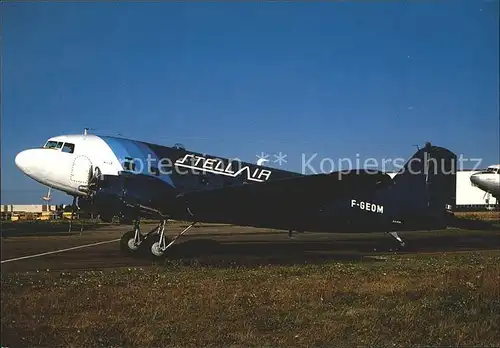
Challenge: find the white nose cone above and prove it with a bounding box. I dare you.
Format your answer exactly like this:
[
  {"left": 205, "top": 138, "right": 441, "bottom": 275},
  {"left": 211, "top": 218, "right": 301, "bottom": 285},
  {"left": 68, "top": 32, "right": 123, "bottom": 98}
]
[
  {"left": 469, "top": 173, "right": 479, "bottom": 186},
  {"left": 15, "top": 150, "right": 33, "bottom": 174},
  {"left": 14, "top": 148, "right": 76, "bottom": 192}
]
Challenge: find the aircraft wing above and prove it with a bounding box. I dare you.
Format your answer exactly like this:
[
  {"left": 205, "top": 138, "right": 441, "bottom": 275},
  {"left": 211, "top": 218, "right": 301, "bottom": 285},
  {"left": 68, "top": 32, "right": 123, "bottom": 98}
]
[{"left": 176, "top": 170, "right": 393, "bottom": 218}]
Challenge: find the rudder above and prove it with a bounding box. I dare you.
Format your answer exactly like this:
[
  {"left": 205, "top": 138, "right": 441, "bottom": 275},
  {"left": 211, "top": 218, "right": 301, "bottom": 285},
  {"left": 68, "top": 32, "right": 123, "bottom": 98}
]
[{"left": 392, "top": 142, "right": 457, "bottom": 227}]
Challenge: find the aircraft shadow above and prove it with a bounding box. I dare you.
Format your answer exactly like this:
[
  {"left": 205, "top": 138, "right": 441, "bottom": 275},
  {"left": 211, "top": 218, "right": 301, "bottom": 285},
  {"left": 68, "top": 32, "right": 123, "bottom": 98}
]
[{"left": 160, "top": 230, "right": 500, "bottom": 267}]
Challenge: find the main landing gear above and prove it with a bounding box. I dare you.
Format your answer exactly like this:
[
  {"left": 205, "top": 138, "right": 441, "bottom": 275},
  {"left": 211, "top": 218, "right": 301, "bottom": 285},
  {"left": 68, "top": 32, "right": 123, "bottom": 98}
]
[
  {"left": 120, "top": 218, "right": 198, "bottom": 259},
  {"left": 149, "top": 221, "right": 197, "bottom": 258},
  {"left": 120, "top": 218, "right": 151, "bottom": 255}
]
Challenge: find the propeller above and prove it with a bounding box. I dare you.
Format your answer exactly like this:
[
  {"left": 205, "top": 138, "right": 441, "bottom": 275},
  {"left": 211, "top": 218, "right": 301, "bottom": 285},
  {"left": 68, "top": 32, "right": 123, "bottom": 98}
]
[
  {"left": 87, "top": 165, "right": 103, "bottom": 193},
  {"left": 69, "top": 165, "right": 102, "bottom": 234},
  {"left": 68, "top": 195, "right": 80, "bottom": 234}
]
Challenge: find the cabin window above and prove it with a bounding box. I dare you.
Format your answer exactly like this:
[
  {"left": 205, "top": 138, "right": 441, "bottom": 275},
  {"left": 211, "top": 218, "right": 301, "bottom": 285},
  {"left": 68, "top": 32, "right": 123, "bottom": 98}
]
[
  {"left": 62, "top": 143, "right": 75, "bottom": 153},
  {"left": 124, "top": 162, "right": 135, "bottom": 171},
  {"left": 123, "top": 157, "right": 136, "bottom": 171}
]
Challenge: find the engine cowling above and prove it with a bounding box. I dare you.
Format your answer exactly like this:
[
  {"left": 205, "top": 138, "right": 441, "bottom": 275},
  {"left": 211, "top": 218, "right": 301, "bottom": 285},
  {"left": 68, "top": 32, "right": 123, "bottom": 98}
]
[{"left": 78, "top": 173, "right": 177, "bottom": 220}]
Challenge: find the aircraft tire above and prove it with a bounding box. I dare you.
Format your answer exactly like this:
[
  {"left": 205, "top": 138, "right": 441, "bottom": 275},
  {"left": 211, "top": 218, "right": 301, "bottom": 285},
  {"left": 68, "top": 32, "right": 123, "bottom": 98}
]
[
  {"left": 141, "top": 234, "right": 166, "bottom": 260},
  {"left": 150, "top": 241, "right": 165, "bottom": 259},
  {"left": 120, "top": 230, "right": 141, "bottom": 256}
]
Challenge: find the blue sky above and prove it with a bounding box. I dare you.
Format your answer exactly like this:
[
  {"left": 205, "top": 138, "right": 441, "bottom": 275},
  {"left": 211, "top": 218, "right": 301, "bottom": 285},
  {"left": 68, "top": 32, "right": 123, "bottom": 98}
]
[{"left": 1, "top": 1, "right": 499, "bottom": 204}]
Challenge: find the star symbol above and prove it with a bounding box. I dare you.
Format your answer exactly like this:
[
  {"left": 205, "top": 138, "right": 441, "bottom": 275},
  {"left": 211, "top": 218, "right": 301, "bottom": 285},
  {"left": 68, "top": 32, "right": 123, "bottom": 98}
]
[
  {"left": 273, "top": 152, "right": 287, "bottom": 166},
  {"left": 256, "top": 151, "right": 270, "bottom": 166}
]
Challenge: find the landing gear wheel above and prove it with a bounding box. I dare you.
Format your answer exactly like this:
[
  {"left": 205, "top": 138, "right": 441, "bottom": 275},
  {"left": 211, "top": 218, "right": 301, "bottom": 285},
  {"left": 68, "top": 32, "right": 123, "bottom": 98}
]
[
  {"left": 142, "top": 234, "right": 167, "bottom": 260},
  {"left": 120, "top": 230, "right": 140, "bottom": 255},
  {"left": 136, "top": 219, "right": 197, "bottom": 259},
  {"left": 150, "top": 241, "right": 165, "bottom": 259}
]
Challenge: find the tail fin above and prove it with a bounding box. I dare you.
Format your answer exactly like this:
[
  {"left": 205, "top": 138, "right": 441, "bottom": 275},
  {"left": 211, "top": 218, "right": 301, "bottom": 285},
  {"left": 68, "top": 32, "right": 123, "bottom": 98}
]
[{"left": 392, "top": 142, "right": 457, "bottom": 227}]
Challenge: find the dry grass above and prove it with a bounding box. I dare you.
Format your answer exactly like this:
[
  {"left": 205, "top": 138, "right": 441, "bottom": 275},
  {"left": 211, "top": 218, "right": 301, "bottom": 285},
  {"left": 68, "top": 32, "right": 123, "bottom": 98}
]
[
  {"left": 455, "top": 211, "right": 499, "bottom": 221},
  {"left": 2, "top": 251, "right": 500, "bottom": 347}
]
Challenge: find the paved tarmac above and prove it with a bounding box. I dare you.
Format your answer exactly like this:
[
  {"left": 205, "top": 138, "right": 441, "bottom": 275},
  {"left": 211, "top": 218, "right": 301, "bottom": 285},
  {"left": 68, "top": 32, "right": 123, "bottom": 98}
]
[{"left": 1, "top": 222, "right": 499, "bottom": 272}]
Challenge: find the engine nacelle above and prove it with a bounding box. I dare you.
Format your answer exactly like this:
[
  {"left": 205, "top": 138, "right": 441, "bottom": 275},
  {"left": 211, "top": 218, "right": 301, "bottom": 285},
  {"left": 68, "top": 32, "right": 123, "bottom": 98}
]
[{"left": 78, "top": 173, "right": 177, "bottom": 220}]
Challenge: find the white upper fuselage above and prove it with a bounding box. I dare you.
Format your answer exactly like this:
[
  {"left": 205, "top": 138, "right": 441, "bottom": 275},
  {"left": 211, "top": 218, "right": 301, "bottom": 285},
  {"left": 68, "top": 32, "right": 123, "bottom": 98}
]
[
  {"left": 15, "top": 134, "right": 123, "bottom": 196},
  {"left": 469, "top": 164, "right": 500, "bottom": 198}
]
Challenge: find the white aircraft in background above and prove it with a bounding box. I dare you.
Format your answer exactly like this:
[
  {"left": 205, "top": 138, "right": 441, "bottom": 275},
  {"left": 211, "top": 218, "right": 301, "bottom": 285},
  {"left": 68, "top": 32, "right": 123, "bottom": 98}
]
[{"left": 470, "top": 164, "right": 500, "bottom": 205}]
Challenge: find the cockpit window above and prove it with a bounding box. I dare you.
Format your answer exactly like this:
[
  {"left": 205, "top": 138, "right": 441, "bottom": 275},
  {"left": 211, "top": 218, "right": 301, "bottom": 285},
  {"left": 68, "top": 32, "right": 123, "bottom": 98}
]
[
  {"left": 43, "top": 141, "right": 64, "bottom": 149},
  {"left": 62, "top": 143, "right": 75, "bottom": 153}
]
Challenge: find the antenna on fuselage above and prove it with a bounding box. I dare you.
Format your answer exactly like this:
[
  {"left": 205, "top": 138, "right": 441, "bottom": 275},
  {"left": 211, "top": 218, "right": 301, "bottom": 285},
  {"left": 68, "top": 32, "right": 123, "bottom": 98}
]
[{"left": 83, "top": 127, "right": 97, "bottom": 136}]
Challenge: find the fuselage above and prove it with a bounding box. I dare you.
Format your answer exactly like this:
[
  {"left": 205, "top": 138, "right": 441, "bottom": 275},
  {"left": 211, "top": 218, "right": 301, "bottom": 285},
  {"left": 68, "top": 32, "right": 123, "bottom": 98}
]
[{"left": 14, "top": 134, "right": 458, "bottom": 234}]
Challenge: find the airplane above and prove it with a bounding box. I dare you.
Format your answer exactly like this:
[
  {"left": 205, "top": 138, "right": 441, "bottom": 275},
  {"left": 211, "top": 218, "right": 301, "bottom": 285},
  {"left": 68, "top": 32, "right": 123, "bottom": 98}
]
[
  {"left": 469, "top": 164, "right": 500, "bottom": 205},
  {"left": 15, "top": 130, "right": 457, "bottom": 258}
]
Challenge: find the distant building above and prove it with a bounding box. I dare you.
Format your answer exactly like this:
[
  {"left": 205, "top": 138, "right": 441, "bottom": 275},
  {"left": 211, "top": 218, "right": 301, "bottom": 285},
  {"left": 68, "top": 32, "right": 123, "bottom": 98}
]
[
  {"left": 1, "top": 204, "right": 60, "bottom": 221},
  {"left": 2, "top": 204, "right": 58, "bottom": 213}
]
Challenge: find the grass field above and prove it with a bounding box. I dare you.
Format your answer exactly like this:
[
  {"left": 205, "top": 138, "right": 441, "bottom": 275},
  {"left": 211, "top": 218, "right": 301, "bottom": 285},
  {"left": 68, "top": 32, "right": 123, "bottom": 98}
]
[
  {"left": 455, "top": 211, "right": 499, "bottom": 221},
  {"left": 2, "top": 251, "right": 499, "bottom": 347}
]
